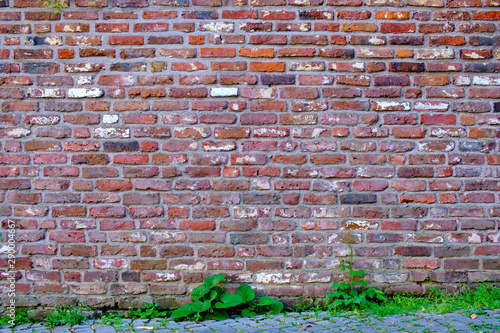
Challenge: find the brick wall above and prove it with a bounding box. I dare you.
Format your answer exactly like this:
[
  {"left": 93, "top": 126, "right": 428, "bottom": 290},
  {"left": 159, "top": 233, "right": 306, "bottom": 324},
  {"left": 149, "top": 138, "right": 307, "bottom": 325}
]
[{"left": 1, "top": 0, "right": 500, "bottom": 310}]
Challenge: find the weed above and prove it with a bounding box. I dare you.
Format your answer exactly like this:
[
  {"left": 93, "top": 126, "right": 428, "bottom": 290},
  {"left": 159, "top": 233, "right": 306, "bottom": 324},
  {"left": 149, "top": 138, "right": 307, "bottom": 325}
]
[
  {"left": 468, "top": 322, "right": 500, "bottom": 332},
  {"left": 100, "top": 313, "right": 128, "bottom": 330},
  {"left": 0, "top": 308, "right": 33, "bottom": 326},
  {"left": 171, "top": 274, "right": 283, "bottom": 321},
  {"left": 326, "top": 231, "right": 385, "bottom": 313},
  {"left": 42, "top": 0, "right": 68, "bottom": 14},
  {"left": 294, "top": 298, "right": 327, "bottom": 313},
  {"left": 372, "top": 285, "right": 500, "bottom": 317},
  {"left": 127, "top": 303, "right": 169, "bottom": 320},
  {"left": 45, "top": 301, "right": 90, "bottom": 328}
]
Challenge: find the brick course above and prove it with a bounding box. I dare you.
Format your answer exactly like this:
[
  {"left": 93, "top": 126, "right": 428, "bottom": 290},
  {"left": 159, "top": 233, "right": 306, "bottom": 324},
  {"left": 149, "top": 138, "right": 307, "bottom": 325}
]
[{"left": 0, "top": 0, "right": 500, "bottom": 309}]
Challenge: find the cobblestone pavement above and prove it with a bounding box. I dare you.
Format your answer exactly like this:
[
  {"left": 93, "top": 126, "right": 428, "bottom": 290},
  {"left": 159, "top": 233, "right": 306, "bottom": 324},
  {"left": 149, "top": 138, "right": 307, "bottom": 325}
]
[{"left": 2, "top": 311, "right": 500, "bottom": 333}]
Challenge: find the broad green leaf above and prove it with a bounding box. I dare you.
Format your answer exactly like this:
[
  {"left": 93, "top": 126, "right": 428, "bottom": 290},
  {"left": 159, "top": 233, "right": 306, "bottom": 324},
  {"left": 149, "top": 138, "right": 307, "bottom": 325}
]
[
  {"left": 207, "top": 289, "right": 218, "bottom": 302},
  {"left": 190, "top": 300, "right": 211, "bottom": 313},
  {"left": 241, "top": 309, "right": 256, "bottom": 317},
  {"left": 171, "top": 304, "right": 194, "bottom": 319},
  {"left": 215, "top": 293, "right": 244, "bottom": 309},
  {"left": 258, "top": 297, "right": 284, "bottom": 315},
  {"left": 192, "top": 274, "right": 225, "bottom": 301},
  {"left": 204, "top": 274, "right": 226, "bottom": 289},
  {"left": 191, "top": 284, "right": 210, "bottom": 301},
  {"left": 235, "top": 284, "right": 255, "bottom": 302},
  {"left": 208, "top": 309, "right": 228, "bottom": 321},
  {"left": 213, "top": 286, "right": 226, "bottom": 299}
]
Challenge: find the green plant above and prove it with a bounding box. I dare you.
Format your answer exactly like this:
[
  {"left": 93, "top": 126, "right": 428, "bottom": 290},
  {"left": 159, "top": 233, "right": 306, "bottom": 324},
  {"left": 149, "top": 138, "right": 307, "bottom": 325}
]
[
  {"left": 171, "top": 274, "right": 284, "bottom": 321},
  {"left": 294, "top": 298, "right": 327, "bottom": 313},
  {"left": 44, "top": 301, "right": 90, "bottom": 328},
  {"left": 372, "top": 284, "right": 500, "bottom": 317},
  {"left": 326, "top": 234, "right": 385, "bottom": 312},
  {"left": 127, "top": 303, "right": 169, "bottom": 320},
  {"left": 0, "top": 308, "right": 33, "bottom": 327},
  {"left": 100, "top": 313, "right": 127, "bottom": 330},
  {"left": 42, "top": 0, "right": 68, "bottom": 14}
]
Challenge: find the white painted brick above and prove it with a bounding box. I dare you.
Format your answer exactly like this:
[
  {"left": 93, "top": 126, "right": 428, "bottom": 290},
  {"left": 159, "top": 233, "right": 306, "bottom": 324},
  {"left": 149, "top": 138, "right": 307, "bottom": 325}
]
[
  {"left": 210, "top": 87, "right": 238, "bottom": 97},
  {"left": 103, "top": 115, "right": 119, "bottom": 124},
  {"left": 94, "top": 127, "right": 130, "bottom": 139},
  {"left": 68, "top": 88, "right": 104, "bottom": 98}
]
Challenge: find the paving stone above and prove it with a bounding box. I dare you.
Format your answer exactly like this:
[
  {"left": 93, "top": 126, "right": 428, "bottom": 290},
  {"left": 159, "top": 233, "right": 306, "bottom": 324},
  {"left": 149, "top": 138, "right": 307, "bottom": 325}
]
[
  {"left": 95, "top": 326, "right": 116, "bottom": 333},
  {"left": 73, "top": 329, "right": 94, "bottom": 333},
  {"left": 13, "top": 329, "right": 33, "bottom": 333}
]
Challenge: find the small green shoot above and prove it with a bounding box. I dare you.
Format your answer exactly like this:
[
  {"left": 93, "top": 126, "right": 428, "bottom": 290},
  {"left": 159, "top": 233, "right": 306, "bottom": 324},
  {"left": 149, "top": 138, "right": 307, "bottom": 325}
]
[
  {"left": 42, "top": 0, "right": 68, "bottom": 14},
  {"left": 0, "top": 308, "right": 33, "bottom": 327},
  {"left": 127, "top": 303, "right": 169, "bottom": 320},
  {"left": 44, "top": 301, "right": 89, "bottom": 328},
  {"left": 326, "top": 231, "right": 385, "bottom": 313}
]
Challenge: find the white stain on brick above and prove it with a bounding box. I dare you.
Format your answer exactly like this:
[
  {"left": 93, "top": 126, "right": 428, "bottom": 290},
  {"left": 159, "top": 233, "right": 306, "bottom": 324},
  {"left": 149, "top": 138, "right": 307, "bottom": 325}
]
[
  {"left": 298, "top": 23, "right": 309, "bottom": 32},
  {"left": 152, "top": 231, "right": 184, "bottom": 242},
  {"left": 204, "top": 143, "right": 235, "bottom": 152},
  {"left": 66, "top": 63, "right": 93, "bottom": 73},
  {"left": 256, "top": 273, "right": 291, "bottom": 284},
  {"left": 94, "top": 259, "right": 127, "bottom": 269},
  {"left": 7, "top": 127, "right": 31, "bottom": 138},
  {"left": 153, "top": 273, "right": 179, "bottom": 281},
  {"left": 409, "top": 233, "right": 444, "bottom": 243},
  {"left": 252, "top": 179, "right": 271, "bottom": 190},
  {"left": 453, "top": 76, "right": 470, "bottom": 86},
  {"left": 172, "top": 262, "right": 204, "bottom": 271},
  {"left": 36, "top": 258, "right": 51, "bottom": 268},
  {"left": 103, "top": 115, "right": 119, "bottom": 124},
  {"left": 94, "top": 127, "right": 130, "bottom": 139},
  {"left": 418, "top": 141, "right": 454, "bottom": 152},
  {"left": 210, "top": 87, "right": 238, "bottom": 97},
  {"left": 373, "top": 273, "right": 408, "bottom": 284},
  {"left": 368, "top": 37, "right": 385, "bottom": 45},
  {"left": 473, "top": 76, "right": 500, "bottom": 86},
  {"left": 487, "top": 233, "right": 500, "bottom": 243},
  {"left": 344, "top": 220, "right": 378, "bottom": 230},
  {"left": 76, "top": 76, "right": 93, "bottom": 86},
  {"left": 18, "top": 25, "right": 30, "bottom": 34},
  {"left": 129, "top": 232, "right": 147, "bottom": 242},
  {"left": 375, "top": 101, "right": 411, "bottom": 110},
  {"left": 313, "top": 207, "right": 344, "bottom": 218},
  {"left": 468, "top": 233, "right": 482, "bottom": 244},
  {"left": 414, "top": 102, "right": 449, "bottom": 111},
  {"left": 234, "top": 206, "right": 270, "bottom": 218},
  {"left": 290, "top": 62, "right": 324, "bottom": 71},
  {"left": 416, "top": 49, "right": 454, "bottom": 60},
  {"left": 75, "top": 221, "right": 93, "bottom": 229},
  {"left": 235, "top": 155, "right": 256, "bottom": 164},
  {"left": 230, "top": 102, "right": 241, "bottom": 111},
  {"left": 353, "top": 62, "right": 365, "bottom": 70},
  {"left": 201, "top": 22, "right": 234, "bottom": 33},
  {"left": 0, "top": 245, "right": 10, "bottom": 254},
  {"left": 255, "top": 128, "right": 288, "bottom": 137},
  {"left": 466, "top": 52, "right": 485, "bottom": 59},
  {"left": 358, "top": 48, "right": 374, "bottom": 57},
  {"left": 175, "top": 126, "right": 210, "bottom": 138},
  {"left": 28, "top": 116, "right": 59, "bottom": 125},
  {"left": 46, "top": 36, "right": 63, "bottom": 46},
  {"left": 431, "top": 128, "right": 466, "bottom": 138},
  {"left": 28, "top": 88, "right": 64, "bottom": 98},
  {"left": 63, "top": 25, "right": 83, "bottom": 32},
  {"left": 68, "top": 88, "right": 104, "bottom": 98}
]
